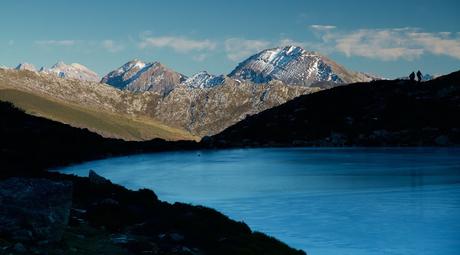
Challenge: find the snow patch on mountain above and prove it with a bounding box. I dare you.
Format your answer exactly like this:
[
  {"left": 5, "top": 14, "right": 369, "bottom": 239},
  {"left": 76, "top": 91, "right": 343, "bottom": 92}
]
[
  {"left": 15, "top": 63, "right": 37, "bottom": 72},
  {"left": 102, "top": 59, "right": 186, "bottom": 94},
  {"left": 181, "top": 71, "right": 225, "bottom": 89},
  {"left": 40, "top": 61, "right": 99, "bottom": 82},
  {"left": 229, "top": 45, "right": 370, "bottom": 87}
]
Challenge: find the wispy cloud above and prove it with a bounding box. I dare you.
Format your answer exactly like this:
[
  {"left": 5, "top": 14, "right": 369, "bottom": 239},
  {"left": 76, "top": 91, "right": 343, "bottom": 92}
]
[
  {"left": 310, "top": 25, "right": 336, "bottom": 31},
  {"left": 224, "top": 38, "right": 271, "bottom": 61},
  {"left": 139, "top": 36, "right": 216, "bottom": 52},
  {"left": 35, "top": 40, "right": 76, "bottom": 46},
  {"left": 101, "top": 40, "right": 124, "bottom": 53},
  {"left": 408, "top": 32, "right": 460, "bottom": 59},
  {"left": 334, "top": 29, "right": 424, "bottom": 60},
  {"left": 310, "top": 27, "right": 460, "bottom": 60}
]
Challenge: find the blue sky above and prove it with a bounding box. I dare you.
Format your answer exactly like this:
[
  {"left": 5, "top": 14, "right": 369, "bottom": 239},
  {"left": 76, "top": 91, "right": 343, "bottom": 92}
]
[{"left": 1, "top": 0, "right": 459, "bottom": 78}]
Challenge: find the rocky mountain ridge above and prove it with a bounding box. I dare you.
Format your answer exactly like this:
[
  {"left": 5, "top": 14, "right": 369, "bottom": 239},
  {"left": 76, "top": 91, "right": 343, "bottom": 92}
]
[
  {"left": 40, "top": 61, "right": 99, "bottom": 82},
  {"left": 101, "top": 60, "right": 187, "bottom": 95},
  {"left": 229, "top": 46, "right": 378, "bottom": 88}
]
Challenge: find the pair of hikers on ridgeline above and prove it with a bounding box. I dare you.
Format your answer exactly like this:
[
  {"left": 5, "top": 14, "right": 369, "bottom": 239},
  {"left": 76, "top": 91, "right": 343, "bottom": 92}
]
[{"left": 409, "top": 70, "right": 423, "bottom": 82}]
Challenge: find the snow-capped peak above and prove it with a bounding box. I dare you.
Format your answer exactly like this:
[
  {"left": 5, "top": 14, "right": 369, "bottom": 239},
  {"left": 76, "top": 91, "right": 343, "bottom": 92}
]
[
  {"left": 182, "top": 71, "right": 225, "bottom": 89},
  {"left": 42, "top": 61, "right": 99, "bottom": 82},
  {"left": 101, "top": 60, "right": 186, "bottom": 94},
  {"left": 116, "top": 59, "right": 146, "bottom": 74},
  {"left": 229, "top": 45, "right": 368, "bottom": 87}
]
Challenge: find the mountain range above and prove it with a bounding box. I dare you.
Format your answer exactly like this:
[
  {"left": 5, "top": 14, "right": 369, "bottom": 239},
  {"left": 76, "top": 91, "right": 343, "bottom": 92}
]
[{"left": 1, "top": 46, "right": 380, "bottom": 140}]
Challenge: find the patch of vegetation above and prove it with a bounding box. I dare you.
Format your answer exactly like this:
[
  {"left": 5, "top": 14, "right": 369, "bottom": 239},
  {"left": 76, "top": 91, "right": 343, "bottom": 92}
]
[{"left": 0, "top": 89, "right": 197, "bottom": 141}]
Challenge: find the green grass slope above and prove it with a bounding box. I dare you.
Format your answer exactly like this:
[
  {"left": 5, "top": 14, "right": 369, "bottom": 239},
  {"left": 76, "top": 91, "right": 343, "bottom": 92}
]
[{"left": 0, "top": 88, "right": 196, "bottom": 141}]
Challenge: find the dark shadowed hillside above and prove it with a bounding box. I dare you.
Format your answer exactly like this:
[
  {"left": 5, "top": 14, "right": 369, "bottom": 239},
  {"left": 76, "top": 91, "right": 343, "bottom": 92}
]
[
  {"left": 207, "top": 70, "right": 460, "bottom": 147},
  {"left": 0, "top": 100, "right": 198, "bottom": 176}
]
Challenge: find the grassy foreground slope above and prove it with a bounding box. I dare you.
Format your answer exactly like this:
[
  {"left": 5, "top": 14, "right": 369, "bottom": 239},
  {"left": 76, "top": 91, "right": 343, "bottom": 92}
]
[{"left": 0, "top": 88, "right": 196, "bottom": 141}]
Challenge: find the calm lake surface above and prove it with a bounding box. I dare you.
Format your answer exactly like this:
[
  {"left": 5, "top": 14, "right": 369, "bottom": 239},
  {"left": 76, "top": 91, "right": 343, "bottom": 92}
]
[{"left": 57, "top": 148, "right": 460, "bottom": 255}]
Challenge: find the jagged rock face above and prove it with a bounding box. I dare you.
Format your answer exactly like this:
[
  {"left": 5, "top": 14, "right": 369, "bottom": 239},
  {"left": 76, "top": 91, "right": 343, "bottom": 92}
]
[
  {"left": 150, "top": 79, "right": 318, "bottom": 136},
  {"left": 100, "top": 59, "right": 147, "bottom": 89},
  {"left": 101, "top": 60, "right": 186, "bottom": 95},
  {"left": 40, "top": 61, "right": 99, "bottom": 82},
  {"left": 0, "top": 178, "right": 72, "bottom": 243},
  {"left": 229, "top": 46, "right": 373, "bottom": 87},
  {"left": 15, "top": 63, "right": 37, "bottom": 72},
  {"left": 181, "top": 71, "right": 225, "bottom": 89}
]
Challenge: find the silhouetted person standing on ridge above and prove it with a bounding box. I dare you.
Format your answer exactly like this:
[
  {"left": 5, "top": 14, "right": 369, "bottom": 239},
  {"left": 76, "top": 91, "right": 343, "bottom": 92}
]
[
  {"left": 409, "top": 72, "right": 416, "bottom": 82},
  {"left": 417, "top": 70, "right": 423, "bottom": 83}
]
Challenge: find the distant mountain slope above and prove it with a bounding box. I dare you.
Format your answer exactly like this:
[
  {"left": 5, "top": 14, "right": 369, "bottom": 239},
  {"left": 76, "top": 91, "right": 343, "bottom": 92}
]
[
  {"left": 40, "top": 61, "right": 99, "bottom": 82},
  {"left": 101, "top": 59, "right": 186, "bottom": 94},
  {"left": 208, "top": 71, "right": 460, "bottom": 147},
  {"left": 15, "top": 63, "right": 37, "bottom": 72},
  {"left": 181, "top": 71, "right": 225, "bottom": 89},
  {"left": 153, "top": 78, "right": 318, "bottom": 136},
  {"left": 1, "top": 68, "right": 317, "bottom": 138},
  {"left": 0, "top": 69, "right": 196, "bottom": 141},
  {"left": 229, "top": 46, "right": 375, "bottom": 87},
  {"left": 0, "top": 89, "right": 195, "bottom": 141}
]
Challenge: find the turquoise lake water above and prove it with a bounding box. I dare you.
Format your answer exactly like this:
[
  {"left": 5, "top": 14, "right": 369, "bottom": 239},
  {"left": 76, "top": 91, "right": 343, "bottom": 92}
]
[{"left": 58, "top": 148, "right": 460, "bottom": 254}]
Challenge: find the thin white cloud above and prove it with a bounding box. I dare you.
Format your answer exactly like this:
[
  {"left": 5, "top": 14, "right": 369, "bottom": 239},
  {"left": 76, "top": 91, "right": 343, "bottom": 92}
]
[
  {"left": 101, "top": 40, "right": 124, "bottom": 53},
  {"left": 35, "top": 40, "right": 76, "bottom": 46},
  {"left": 139, "top": 36, "right": 216, "bottom": 52},
  {"left": 224, "top": 38, "right": 271, "bottom": 61},
  {"left": 8, "top": 40, "right": 14, "bottom": 46},
  {"left": 408, "top": 32, "right": 460, "bottom": 59},
  {"left": 310, "top": 25, "right": 337, "bottom": 31},
  {"left": 334, "top": 29, "right": 424, "bottom": 60},
  {"left": 311, "top": 27, "right": 460, "bottom": 60}
]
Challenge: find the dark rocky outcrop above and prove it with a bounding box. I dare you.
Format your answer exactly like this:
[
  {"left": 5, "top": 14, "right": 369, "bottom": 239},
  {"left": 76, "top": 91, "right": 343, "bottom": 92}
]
[
  {"left": 0, "top": 178, "right": 72, "bottom": 243},
  {"left": 48, "top": 171, "right": 305, "bottom": 255},
  {"left": 0, "top": 170, "right": 305, "bottom": 254}
]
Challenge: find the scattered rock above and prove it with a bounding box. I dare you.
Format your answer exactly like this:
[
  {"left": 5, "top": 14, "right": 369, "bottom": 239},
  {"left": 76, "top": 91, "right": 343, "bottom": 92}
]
[{"left": 0, "top": 178, "right": 72, "bottom": 243}]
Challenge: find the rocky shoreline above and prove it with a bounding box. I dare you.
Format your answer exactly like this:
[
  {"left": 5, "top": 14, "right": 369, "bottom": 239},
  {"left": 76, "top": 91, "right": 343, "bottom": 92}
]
[{"left": 0, "top": 172, "right": 305, "bottom": 255}]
